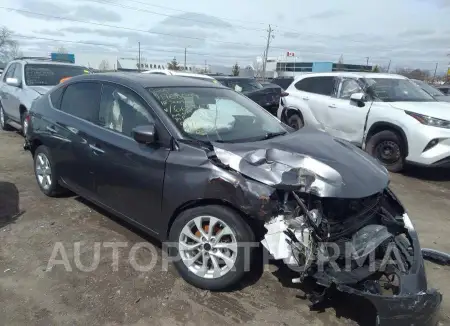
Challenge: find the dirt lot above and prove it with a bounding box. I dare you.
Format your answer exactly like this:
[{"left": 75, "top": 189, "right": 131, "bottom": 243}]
[{"left": 1, "top": 129, "right": 450, "bottom": 326}]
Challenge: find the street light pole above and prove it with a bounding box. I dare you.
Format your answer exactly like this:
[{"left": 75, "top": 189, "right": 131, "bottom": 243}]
[{"left": 262, "top": 24, "right": 273, "bottom": 81}]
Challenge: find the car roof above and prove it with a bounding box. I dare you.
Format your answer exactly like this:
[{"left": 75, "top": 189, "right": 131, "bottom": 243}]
[
  {"left": 293, "top": 71, "right": 407, "bottom": 83},
  {"left": 141, "top": 69, "right": 215, "bottom": 80},
  {"left": 65, "top": 72, "right": 226, "bottom": 88},
  {"left": 10, "top": 58, "right": 85, "bottom": 67},
  {"left": 213, "top": 76, "right": 254, "bottom": 80}
]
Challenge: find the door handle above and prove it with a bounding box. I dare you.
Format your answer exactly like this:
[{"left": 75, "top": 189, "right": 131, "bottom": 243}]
[
  {"left": 46, "top": 126, "right": 57, "bottom": 133},
  {"left": 328, "top": 104, "right": 337, "bottom": 108},
  {"left": 302, "top": 97, "right": 309, "bottom": 101},
  {"left": 89, "top": 144, "right": 105, "bottom": 154}
]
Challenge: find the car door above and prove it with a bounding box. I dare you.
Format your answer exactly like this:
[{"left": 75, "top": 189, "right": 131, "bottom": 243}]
[
  {"left": 0, "top": 63, "right": 17, "bottom": 117},
  {"left": 49, "top": 81, "right": 102, "bottom": 198},
  {"left": 8, "top": 63, "right": 24, "bottom": 120},
  {"left": 292, "top": 76, "right": 336, "bottom": 129},
  {"left": 325, "top": 77, "right": 370, "bottom": 145},
  {"left": 89, "top": 82, "right": 170, "bottom": 232}
]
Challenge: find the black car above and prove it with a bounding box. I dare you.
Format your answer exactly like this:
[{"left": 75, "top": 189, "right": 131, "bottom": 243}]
[
  {"left": 24, "top": 73, "right": 441, "bottom": 324},
  {"left": 213, "top": 76, "right": 283, "bottom": 116},
  {"left": 270, "top": 76, "right": 294, "bottom": 90},
  {"left": 412, "top": 79, "right": 450, "bottom": 102}
]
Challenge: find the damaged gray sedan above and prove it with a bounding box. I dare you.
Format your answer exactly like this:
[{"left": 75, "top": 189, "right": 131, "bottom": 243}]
[{"left": 25, "top": 74, "right": 441, "bottom": 326}]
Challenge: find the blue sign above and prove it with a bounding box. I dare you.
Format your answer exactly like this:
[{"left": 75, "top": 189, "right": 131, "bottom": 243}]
[{"left": 50, "top": 53, "right": 75, "bottom": 63}]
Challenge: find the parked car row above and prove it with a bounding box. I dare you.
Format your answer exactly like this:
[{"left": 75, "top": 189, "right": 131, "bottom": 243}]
[{"left": 0, "top": 66, "right": 442, "bottom": 324}]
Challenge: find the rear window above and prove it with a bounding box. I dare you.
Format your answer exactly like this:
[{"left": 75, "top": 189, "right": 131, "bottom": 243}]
[
  {"left": 25, "top": 64, "right": 89, "bottom": 86},
  {"left": 271, "top": 77, "right": 294, "bottom": 90}
]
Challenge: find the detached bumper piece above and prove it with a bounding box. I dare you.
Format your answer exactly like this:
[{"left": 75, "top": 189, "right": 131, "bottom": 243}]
[{"left": 339, "top": 285, "right": 442, "bottom": 326}]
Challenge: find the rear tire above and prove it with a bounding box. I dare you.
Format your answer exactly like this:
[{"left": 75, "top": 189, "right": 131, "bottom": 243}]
[
  {"left": 366, "top": 130, "right": 405, "bottom": 173},
  {"left": 169, "top": 205, "right": 255, "bottom": 291},
  {"left": 33, "top": 145, "right": 67, "bottom": 197},
  {"left": 287, "top": 112, "right": 304, "bottom": 130},
  {"left": 0, "top": 105, "right": 13, "bottom": 131}
]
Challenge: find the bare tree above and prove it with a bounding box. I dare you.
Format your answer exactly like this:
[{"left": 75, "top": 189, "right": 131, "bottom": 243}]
[
  {"left": 56, "top": 46, "right": 68, "bottom": 54},
  {"left": 98, "top": 59, "right": 110, "bottom": 71},
  {"left": 0, "top": 27, "right": 21, "bottom": 62},
  {"left": 395, "top": 68, "right": 430, "bottom": 80},
  {"left": 336, "top": 55, "right": 344, "bottom": 71}
]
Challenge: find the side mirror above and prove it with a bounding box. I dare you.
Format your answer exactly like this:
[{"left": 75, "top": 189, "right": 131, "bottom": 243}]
[
  {"left": 132, "top": 124, "right": 156, "bottom": 144},
  {"left": 6, "top": 77, "right": 21, "bottom": 87},
  {"left": 350, "top": 92, "right": 366, "bottom": 107}
]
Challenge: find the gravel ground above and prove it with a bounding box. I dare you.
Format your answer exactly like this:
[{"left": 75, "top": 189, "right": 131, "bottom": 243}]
[{"left": 0, "top": 129, "right": 449, "bottom": 326}]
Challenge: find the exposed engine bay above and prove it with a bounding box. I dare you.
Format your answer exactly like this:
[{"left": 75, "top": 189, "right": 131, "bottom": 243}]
[{"left": 211, "top": 142, "right": 443, "bottom": 326}]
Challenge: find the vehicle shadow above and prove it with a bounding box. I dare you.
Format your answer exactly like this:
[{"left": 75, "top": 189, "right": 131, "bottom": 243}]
[
  {"left": 271, "top": 262, "right": 377, "bottom": 326},
  {"left": 402, "top": 164, "right": 450, "bottom": 182},
  {"left": 0, "top": 181, "right": 24, "bottom": 228},
  {"left": 74, "top": 196, "right": 162, "bottom": 250}
]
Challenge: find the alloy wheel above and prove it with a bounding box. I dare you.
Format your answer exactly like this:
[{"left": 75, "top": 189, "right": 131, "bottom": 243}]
[
  {"left": 35, "top": 153, "right": 52, "bottom": 190},
  {"left": 178, "top": 215, "right": 238, "bottom": 279}
]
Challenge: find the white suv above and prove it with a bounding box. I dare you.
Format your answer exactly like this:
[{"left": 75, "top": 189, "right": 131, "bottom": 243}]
[{"left": 277, "top": 72, "right": 450, "bottom": 172}]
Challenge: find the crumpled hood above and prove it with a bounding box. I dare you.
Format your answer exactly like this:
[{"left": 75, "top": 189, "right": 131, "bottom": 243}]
[
  {"left": 29, "top": 85, "right": 54, "bottom": 95},
  {"left": 212, "top": 127, "right": 389, "bottom": 198},
  {"left": 389, "top": 101, "right": 450, "bottom": 120}
]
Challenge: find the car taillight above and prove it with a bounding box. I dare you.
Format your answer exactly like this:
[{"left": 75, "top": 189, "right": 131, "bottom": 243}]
[{"left": 281, "top": 91, "right": 289, "bottom": 97}]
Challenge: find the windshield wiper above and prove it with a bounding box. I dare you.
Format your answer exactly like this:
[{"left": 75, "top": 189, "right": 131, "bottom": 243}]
[{"left": 260, "top": 131, "right": 287, "bottom": 140}]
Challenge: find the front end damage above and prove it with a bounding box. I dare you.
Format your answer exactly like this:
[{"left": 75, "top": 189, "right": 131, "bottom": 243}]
[{"left": 211, "top": 143, "right": 442, "bottom": 326}]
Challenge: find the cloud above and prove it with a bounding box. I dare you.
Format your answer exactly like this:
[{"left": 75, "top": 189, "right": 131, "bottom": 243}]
[
  {"left": 307, "top": 9, "right": 345, "bottom": 19},
  {"left": 16, "top": 0, "right": 122, "bottom": 23},
  {"left": 397, "top": 29, "right": 435, "bottom": 37},
  {"left": 33, "top": 29, "right": 65, "bottom": 37},
  {"left": 283, "top": 32, "right": 300, "bottom": 39}
]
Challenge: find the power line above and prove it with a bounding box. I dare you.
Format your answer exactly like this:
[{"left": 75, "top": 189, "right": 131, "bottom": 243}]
[
  {"left": 89, "top": 0, "right": 266, "bottom": 32},
  {"left": 0, "top": 6, "right": 265, "bottom": 48},
  {"left": 89, "top": 0, "right": 268, "bottom": 27},
  {"left": 3, "top": 6, "right": 445, "bottom": 65},
  {"left": 13, "top": 34, "right": 256, "bottom": 60}
]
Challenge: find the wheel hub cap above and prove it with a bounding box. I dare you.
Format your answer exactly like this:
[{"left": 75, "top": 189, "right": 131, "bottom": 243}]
[
  {"left": 35, "top": 153, "right": 52, "bottom": 190},
  {"left": 179, "top": 215, "right": 238, "bottom": 279},
  {"left": 376, "top": 141, "right": 400, "bottom": 164}
]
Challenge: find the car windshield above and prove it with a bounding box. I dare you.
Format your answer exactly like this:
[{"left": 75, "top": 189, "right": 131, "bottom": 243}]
[
  {"left": 224, "top": 79, "right": 263, "bottom": 92},
  {"left": 25, "top": 64, "right": 88, "bottom": 86},
  {"left": 148, "top": 86, "right": 287, "bottom": 143},
  {"left": 362, "top": 77, "right": 435, "bottom": 102},
  {"left": 413, "top": 80, "right": 444, "bottom": 97}
]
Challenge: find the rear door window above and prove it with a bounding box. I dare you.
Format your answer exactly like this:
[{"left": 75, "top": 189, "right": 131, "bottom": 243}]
[
  {"left": 295, "top": 76, "right": 335, "bottom": 96},
  {"left": 60, "top": 82, "right": 101, "bottom": 123}
]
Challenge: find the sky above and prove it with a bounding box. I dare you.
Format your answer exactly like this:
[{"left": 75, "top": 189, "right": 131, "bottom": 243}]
[{"left": 0, "top": 0, "right": 449, "bottom": 73}]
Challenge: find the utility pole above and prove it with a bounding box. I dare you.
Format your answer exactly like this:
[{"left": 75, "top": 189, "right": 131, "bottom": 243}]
[
  {"left": 433, "top": 62, "right": 438, "bottom": 82},
  {"left": 138, "top": 42, "right": 141, "bottom": 72},
  {"left": 387, "top": 60, "right": 391, "bottom": 73},
  {"left": 365, "top": 57, "right": 369, "bottom": 67},
  {"left": 184, "top": 47, "right": 187, "bottom": 71},
  {"left": 262, "top": 24, "right": 273, "bottom": 81}
]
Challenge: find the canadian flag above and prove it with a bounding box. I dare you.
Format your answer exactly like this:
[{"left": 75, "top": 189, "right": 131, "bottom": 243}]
[{"left": 287, "top": 51, "right": 295, "bottom": 57}]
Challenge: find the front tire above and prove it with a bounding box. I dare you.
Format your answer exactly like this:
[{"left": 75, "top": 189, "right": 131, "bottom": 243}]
[
  {"left": 33, "top": 145, "right": 66, "bottom": 197},
  {"left": 0, "top": 105, "right": 13, "bottom": 131},
  {"left": 366, "top": 130, "right": 405, "bottom": 172},
  {"left": 169, "top": 205, "right": 255, "bottom": 291}
]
